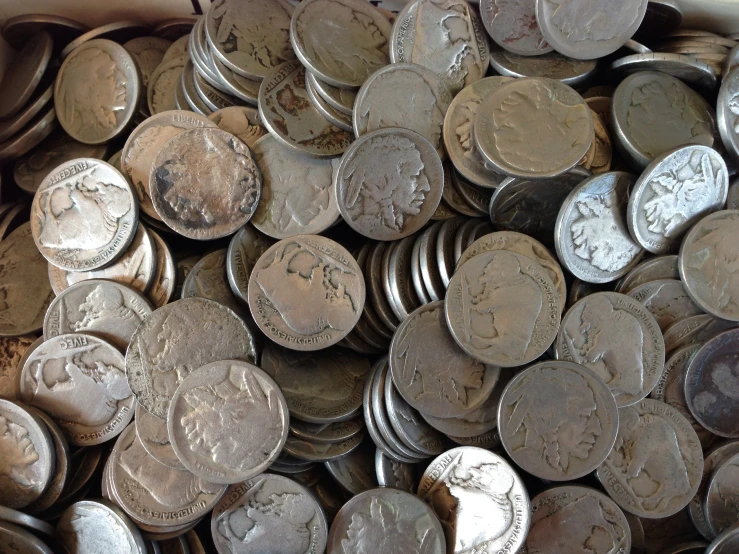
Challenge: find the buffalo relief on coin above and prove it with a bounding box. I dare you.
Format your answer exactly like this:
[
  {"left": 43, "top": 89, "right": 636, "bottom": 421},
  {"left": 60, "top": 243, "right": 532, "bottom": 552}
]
[
  {"left": 56, "top": 500, "right": 147, "bottom": 554},
  {"left": 150, "top": 128, "right": 261, "bottom": 240},
  {"left": 336, "top": 128, "right": 443, "bottom": 241},
  {"left": 479, "top": 0, "right": 551, "bottom": 56},
  {"left": 208, "top": 106, "right": 266, "bottom": 147},
  {"left": 31, "top": 159, "right": 138, "bottom": 272},
  {"left": 445, "top": 250, "right": 561, "bottom": 367},
  {"left": 247, "top": 236, "right": 365, "bottom": 351},
  {"left": 596, "top": 399, "right": 703, "bottom": 519}
]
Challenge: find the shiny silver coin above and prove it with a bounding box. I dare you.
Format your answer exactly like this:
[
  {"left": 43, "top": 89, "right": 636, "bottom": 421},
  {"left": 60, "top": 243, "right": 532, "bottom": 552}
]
[
  {"left": 208, "top": 106, "right": 265, "bottom": 147},
  {"left": 704, "top": 451, "right": 739, "bottom": 537},
  {"left": 391, "top": 0, "right": 489, "bottom": 94},
  {"left": 684, "top": 328, "right": 739, "bottom": 438},
  {"left": 124, "top": 37, "right": 172, "bottom": 89},
  {"left": 247, "top": 235, "right": 365, "bottom": 351},
  {"left": 0, "top": 223, "right": 54, "bottom": 337},
  {"left": 335, "top": 127, "right": 443, "bottom": 240},
  {"left": 474, "top": 77, "right": 593, "bottom": 179},
  {"left": 611, "top": 71, "right": 717, "bottom": 169},
  {"left": 148, "top": 55, "right": 189, "bottom": 115},
  {"left": 150, "top": 127, "right": 260, "bottom": 239},
  {"left": 328, "top": 488, "right": 446, "bottom": 554},
  {"left": 375, "top": 449, "right": 417, "bottom": 494},
  {"left": 536, "top": 0, "right": 647, "bottom": 60},
  {"left": 0, "top": 399, "right": 54, "bottom": 509},
  {"left": 55, "top": 39, "right": 141, "bottom": 144},
  {"left": 56, "top": 500, "right": 147, "bottom": 554},
  {"left": 290, "top": 418, "right": 364, "bottom": 444},
  {"left": 611, "top": 53, "right": 718, "bottom": 89},
  {"left": 0, "top": 31, "right": 52, "bottom": 120},
  {"left": 134, "top": 403, "right": 185, "bottom": 471},
  {"left": 283, "top": 432, "right": 365, "bottom": 463},
  {"left": 59, "top": 20, "right": 150, "bottom": 59},
  {"left": 616, "top": 254, "right": 680, "bottom": 293},
  {"left": 0, "top": 521, "right": 52, "bottom": 554},
  {"left": 627, "top": 279, "right": 703, "bottom": 331},
  {"left": 0, "top": 72, "right": 54, "bottom": 145},
  {"left": 0, "top": 106, "right": 58, "bottom": 165},
  {"left": 435, "top": 218, "right": 467, "bottom": 287},
  {"left": 418, "top": 446, "right": 529, "bottom": 554},
  {"left": 306, "top": 71, "right": 356, "bottom": 116},
  {"left": 679, "top": 210, "right": 739, "bottom": 321},
  {"left": 126, "top": 297, "right": 256, "bottom": 418},
  {"left": 597, "top": 398, "right": 703, "bottom": 519},
  {"left": 498, "top": 360, "right": 619, "bottom": 480},
  {"left": 291, "top": 0, "right": 391, "bottom": 89},
  {"left": 479, "top": 0, "right": 551, "bottom": 56},
  {"left": 445, "top": 250, "right": 560, "bottom": 367},
  {"left": 225, "top": 225, "right": 274, "bottom": 305},
  {"left": 557, "top": 291, "right": 665, "bottom": 406},
  {"left": 718, "top": 67, "right": 739, "bottom": 161},
  {"left": 43, "top": 279, "right": 153, "bottom": 350},
  {"left": 488, "top": 48, "right": 598, "bottom": 88},
  {"left": 211, "top": 473, "right": 327, "bottom": 554},
  {"left": 689, "top": 440, "right": 739, "bottom": 540},
  {"left": 251, "top": 134, "right": 340, "bottom": 239},
  {"left": 353, "top": 63, "right": 452, "bottom": 159},
  {"left": 663, "top": 314, "right": 739, "bottom": 355},
  {"left": 523, "top": 485, "right": 631, "bottom": 554},
  {"left": 0, "top": 336, "right": 37, "bottom": 401},
  {"left": 146, "top": 230, "right": 176, "bottom": 309},
  {"left": 259, "top": 61, "right": 354, "bottom": 157}
]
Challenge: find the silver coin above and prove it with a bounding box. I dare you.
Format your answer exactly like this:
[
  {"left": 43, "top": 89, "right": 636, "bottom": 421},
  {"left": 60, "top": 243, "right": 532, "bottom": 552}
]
[
  {"left": 290, "top": 418, "right": 364, "bottom": 444},
  {"left": 0, "top": 223, "right": 54, "bottom": 337},
  {"left": 611, "top": 71, "right": 717, "bottom": 169},
  {"left": 180, "top": 59, "right": 212, "bottom": 115},
  {"left": 211, "top": 473, "right": 327, "bottom": 554},
  {"left": 283, "top": 432, "right": 365, "bottom": 463},
  {"left": 152, "top": 18, "right": 194, "bottom": 40},
  {"left": 536, "top": 0, "right": 647, "bottom": 60},
  {"left": 0, "top": 72, "right": 54, "bottom": 145},
  {"left": 448, "top": 429, "right": 501, "bottom": 449},
  {"left": 0, "top": 399, "right": 54, "bottom": 509},
  {"left": 291, "top": 0, "right": 391, "bottom": 89},
  {"left": 162, "top": 35, "right": 190, "bottom": 63},
  {"left": 628, "top": 279, "right": 703, "bottom": 331},
  {"left": 474, "top": 77, "right": 593, "bottom": 179},
  {"left": 391, "top": 0, "right": 489, "bottom": 94},
  {"left": 56, "top": 500, "right": 147, "bottom": 554},
  {"left": 725, "top": 43, "right": 739, "bottom": 75},
  {"left": 718, "top": 67, "right": 739, "bottom": 163},
  {"left": 31, "top": 158, "right": 138, "bottom": 272},
  {"left": 306, "top": 71, "right": 356, "bottom": 116},
  {"left": 479, "top": 0, "right": 551, "bottom": 56},
  {"left": 596, "top": 399, "right": 703, "bottom": 519},
  {"left": 192, "top": 68, "right": 240, "bottom": 112},
  {"left": 304, "top": 74, "right": 354, "bottom": 132},
  {"left": 126, "top": 297, "right": 256, "bottom": 418},
  {"left": 0, "top": 106, "right": 58, "bottom": 165},
  {"left": 323, "top": 438, "right": 377, "bottom": 495},
  {"left": 335, "top": 127, "right": 443, "bottom": 240},
  {"left": 0, "top": 336, "right": 37, "bottom": 401},
  {"left": 616, "top": 254, "right": 680, "bottom": 293},
  {"left": 2, "top": 13, "right": 87, "bottom": 47},
  {"left": 663, "top": 314, "right": 739, "bottom": 355},
  {"left": 124, "top": 37, "right": 172, "bottom": 89},
  {"left": 611, "top": 53, "right": 718, "bottom": 89},
  {"left": 247, "top": 235, "right": 365, "bottom": 350},
  {"left": 557, "top": 291, "right": 665, "bottom": 406},
  {"left": 258, "top": 61, "right": 354, "bottom": 157},
  {"left": 728, "top": 180, "right": 739, "bottom": 210},
  {"left": 0, "top": 521, "right": 53, "bottom": 554},
  {"left": 328, "top": 487, "right": 446, "bottom": 554},
  {"left": 433, "top": 217, "right": 464, "bottom": 288},
  {"left": 208, "top": 106, "right": 265, "bottom": 147},
  {"left": 452, "top": 172, "right": 494, "bottom": 214},
  {"left": 251, "top": 133, "right": 340, "bottom": 239},
  {"left": 57, "top": 444, "right": 103, "bottom": 506},
  {"left": 210, "top": 57, "right": 261, "bottom": 106},
  {"left": 375, "top": 449, "right": 417, "bottom": 494},
  {"left": 147, "top": 230, "right": 176, "bottom": 309},
  {"left": 679, "top": 210, "right": 739, "bottom": 321},
  {"left": 704, "top": 451, "right": 739, "bottom": 536},
  {"left": 0, "top": 504, "right": 54, "bottom": 537},
  {"left": 499, "top": 360, "right": 619, "bottom": 480},
  {"left": 684, "top": 328, "right": 739, "bottom": 438},
  {"left": 147, "top": 55, "right": 189, "bottom": 115},
  {"left": 44, "top": 279, "right": 153, "bottom": 350},
  {"left": 689, "top": 440, "right": 739, "bottom": 540},
  {"left": 442, "top": 168, "right": 484, "bottom": 217},
  {"left": 0, "top": 31, "right": 52, "bottom": 120},
  {"left": 383, "top": 234, "right": 422, "bottom": 321},
  {"left": 134, "top": 403, "right": 185, "bottom": 471},
  {"left": 418, "top": 446, "right": 529, "bottom": 554},
  {"left": 225, "top": 225, "right": 274, "bottom": 305},
  {"left": 488, "top": 48, "right": 598, "bottom": 88},
  {"left": 523, "top": 485, "right": 631, "bottom": 554},
  {"left": 707, "top": 529, "right": 739, "bottom": 554},
  {"left": 60, "top": 20, "right": 150, "bottom": 59}
]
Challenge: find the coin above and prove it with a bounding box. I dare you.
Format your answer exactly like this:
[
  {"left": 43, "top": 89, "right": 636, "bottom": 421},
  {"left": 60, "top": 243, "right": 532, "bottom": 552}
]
[
  {"left": 689, "top": 440, "right": 739, "bottom": 540},
  {"left": 147, "top": 55, "right": 189, "bottom": 115},
  {"left": 207, "top": 106, "right": 265, "bottom": 147},
  {"left": 718, "top": 67, "right": 739, "bottom": 162},
  {"left": 664, "top": 314, "right": 739, "bottom": 355},
  {"left": 628, "top": 279, "right": 703, "bottom": 331},
  {"left": 597, "top": 399, "right": 703, "bottom": 519},
  {"left": 488, "top": 49, "right": 598, "bottom": 88},
  {"left": 612, "top": 53, "right": 718, "bottom": 90},
  {"left": 147, "top": 230, "right": 176, "bottom": 309},
  {"left": 725, "top": 44, "right": 739, "bottom": 75},
  {"left": 336, "top": 128, "right": 443, "bottom": 240},
  {"left": 328, "top": 488, "right": 446, "bottom": 554},
  {"left": 0, "top": 503, "right": 54, "bottom": 536},
  {"left": 0, "top": 223, "right": 54, "bottom": 337},
  {"left": 479, "top": 0, "right": 551, "bottom": 56},
  {"left": 707, "top": 528, "right": 739, "bottom": 554},
  {"left": 0, "top": 106, "right": 58, "bottom": 165},
  {"left": 134, "top": 403, "right": 185, "bottom": 471},
  {"left": 0, "top": 521, "right": 53, "bottom": 554},
  {"left": 523, "top": 485, "right": 631, "bottom": 553},
  {"left": 163, "top": 34, "right": 189, "bottom": 62},
  {"left": 616, "top": 254, "right": 680, "bottom": 293},
  {"left": 60, "top": 20, "right": 150, "bottom": 59},
  {"left": 2, "top": 13, "right": 87, "bottom": 47},
  {"left": 211, "top": 473, "right": 327, "bottom": 554},
  {"left": 210, "top": 58, "right": 260, "bottom": 106},
  {"left": 0, "top": 73, "right": 54, "bottom": 145},
  {"left": 124, "top": 37, "right": 172, "bottom": 89},
  {"left": 192, "top": 69, "right": 240, "bottom": 112},
  {"left": 180, "top": 59, "right": 212, "bottom": 115},
  {"left": 375, "top": 449, "right": 416, "bottom": 493},
  {"left": 704, "top": 451, "right": 739, "bottom": 536},
  {"left": 284, "top": 432, "right": 365, "bottom": 463},
  {"left": 56, "top": 500, "right": 147, "bottom": 554},
  {"left": 475, "top": 77, "right": 593, "bottom": 179},
  {"left": 0, "top": 32, "right": 52, "bottom": 120},
  {"left": 126, "top": 297, "right": 256, "bottom": 418},
  {"left": 290, "top": 418, "right": 364, "bottom": 444},
  {"left": 306, "top": 71, "right": 356, "bottom": 116},
  {"left": 248, "top": 235, "right": 365, "bottom": 350},
  {"left": 153, "top": 18, "right": 195, "bottom": 40},
  {"left": 224, "top": 225, "right": 273, "bottom": 306}
]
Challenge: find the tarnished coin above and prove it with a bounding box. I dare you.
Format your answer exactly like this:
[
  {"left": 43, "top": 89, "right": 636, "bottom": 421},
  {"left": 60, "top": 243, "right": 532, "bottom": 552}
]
[
  {"left": 291, "top": 0, "right": 391, "bottom": 89},
  {"left": 135, "top": 404, "right": 184, "bottom": 471},
  {"left": 474, "top": 77, "right": 593, "bottom": 179},
  {"left": 689, "top": 440, "right": 739, "bottom": 540},
  {"left": 498, "top": 361, "right": 619, "bottom": 480},
  {"left": 56, "top": 500, "right": 147, "bottom": 554},
  {"left": 55, "top": 39, "right": 141, "bottom": 144},
  {"left": 390, "top": 301, "right": 500, "bottom": 418},
  {"left": 248, "top": 235, "right": 365, "bottom": 351},
  {"left": 225, "top": 225, "right": 274, "bottom": 304},
  {"left": 192, "top": 69, "right": 240, "bottom": 113},
  {"left": 306, "top": 71, "right": 356, "bottom": 116},
  {"left": 251, "top": 134, "right": 340, "bottom": 239},
  {"left": 596, "top": 399, "right": 703, "bottom": 519},
  {"left": 0, "top": 336, "right": 36, "bottom": 401},
  {"left": 523, "top": 485, "right": 631, "bottom": 554},
  {"left": 147, "top": 230, "right": 176, "bottom": 308},
  {"left": 259, "top": 61, "right": 354, "bottom": 157},
  {"left": 0, "top": 521, "right": 53, "bottom": 554},
  {"left": 211, "top": 473, "right": 327, "bottom": 554},
  {"left": 283, "top": 432, "right": 365, "bottom": 463},
  {"left": 208, "top": 106, "right": 266, "bottom": 147},
  {"left": 31, "top": 158, "right": 138, "bottom": 272},
  {"left": 611, "top": 71, "right": 718, "bottom": 169},
  {"left": 305, "top": 75, "right": 354, "bottom": 133},
  {"left": 323, "top": 438, "right": 377, "bottom": 495},
  {"left": 353, "top": 63, "right": 452, "bottom": 159},
  {"left": 211, "top": 58, "right": 261, "bottom": 106},
  {"left": 488, "top": 49, "right": 598, "bottom": 88},
  {"left": 679, "top": 210, "right": 739, "bottom": 321},
  {"left": 382, "top": 235, "right": 422, "bottom": 321},
  {"left": 391, "top": 0, "right": 489, "bottom": 94},
  {"left": 335, "top": 128, "right": 443, "bottom": 240},
  {"left": 684, "top": 328, "right": 739, "bottom": 438},
  {"left": 555, "top": 171, "right": 644, "bottom": 283},
  {"left": 328, "top": 488, "right": 446, "bottom": 554},
  {"left": 167, "top": 360, "right": 288, "bottom": 484},
  {"left": 126, "top": 297, "right": 257, "bottom": 418},
  {"left": 0, "top": 399, "right": 54, "bottom": 509},
  {"left": 445, "top": 250, "right": 560, "bottom": 367},
  {"left": 0, "top": 32, "right": 52, "bottom": 121},
  {"left": 0, "top": 223, "right": 54, "bottom": 337},
  {"left": 148, "top": 55, "right": 188, "bottom": 115},
  {"left": 616, "top": 254, "right": 680, "bottom": 293},
  {"left": 124, "top": 37, "right": 172, "bottom": 89},
  {"left": 707, "top": 527, "right": 739, "bottom": 554},
  {"left": 261, "top": 343, "right": 369, "bottom": 424},
  {"left": 290, "top": 418, "right": 364, "bottom": 444},
  {"left": 150, "top": 128, "right": 261, "bottom": 239},
  {"left": 2, "top": 13, "right": 87, "bottom": 47},
  {"left": 162, "top": 34, "right": 189, "bottom": 62},
  {"left": 479, "top": 0, "right": 551, "bottom": 56},
  {"left": 44, "top": 279, "right": 153, "bottom": 350},
  {"left": 536, "top": 0, "right": 647, "bottom": 60},
  {"left": 628, "top": 279, "right": 703, "bottom": 331},
  {"left": 0, "top": 70, "right": 54, "bottom": 145},
  {"left": 628, "top": 145, "right": 728, "bottom": 254},
  {"left": 704, "top": 451, "right": 739, "bottom": 536},
  {"left": 418, "top": 446, "right": 529, "bottom": 554}
]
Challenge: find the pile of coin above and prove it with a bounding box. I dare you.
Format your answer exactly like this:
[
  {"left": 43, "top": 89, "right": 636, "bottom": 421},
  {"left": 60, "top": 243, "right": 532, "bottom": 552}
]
[{"left": 2, "top": 0, "right": 739, "bottom": 553}]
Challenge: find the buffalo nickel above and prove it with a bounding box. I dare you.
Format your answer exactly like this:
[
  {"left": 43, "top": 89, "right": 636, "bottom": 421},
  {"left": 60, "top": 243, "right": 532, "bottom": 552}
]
[
  {"left": 488, "top": 49, "right": 598, "bottom": 88},
  {"left": 627, "top": 279, "right": 703, "bottom": 331},
  {"left": 225, "top": 225, "right": 274, "bottom": 304},
  {"left": 208, "top": 106, "right": 266, "bottom": 147},
  {"left": 479, "top": 0, "right": 551, "bottom": 56},
  {"left": 56, "top": 500, "right": 146, "bottom": 554}
]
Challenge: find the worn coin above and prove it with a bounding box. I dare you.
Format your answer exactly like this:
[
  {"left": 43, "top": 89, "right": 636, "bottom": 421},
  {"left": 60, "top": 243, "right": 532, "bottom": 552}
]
[
  {"left": 616, "top": 254, "right": 680, "bottom": 293},
  {"left": 375, "top": 449, "right": 417, "bottom": 493},
  {"left": 479, "top": 0, "right": 551, "bottom": 56},
  {"left": 336, "top": 127, "right": 443, "bottom": 240},
  {"left": 0, "top": 72, "right": 54, "bottom": 145},
  {"left": 488, "top": 49, "right": 598, "bottom": 88},
  {"left": 210, "top": 57, "right": 260, "bottom": 106},
  {"left": 56, "top": 500, "right": 147, "bottom": 554},
  {"left": 248, "top": 235, "right": 365, "bottom": 351},
  {"left": 60, "top": 20, "right": 150, "bottom": 59},
  {"left": 718, "top": 67, "right": 739, "bottom": 162},
  {"left": 306, "top": 71, "right": 356, "bottom": 116},
  {"left": 283, "top": 433, "right": 365, "bottom": 463},
  {"left": 207, "top": 106, "right": 265, "bottom": 147},
  {"left": 225, "top": 225, "right": 274, "bottom": 305},
  {"left": 704, "top": 451, "right": 739, "bottom": 536},
  {"left": 21, "top": 412, "right": 68, "bottom": 514},
  {"left": 180, "top": 59, "right": 212, "bottom": 115},
  {"left": 0, "top": 32, "right": 52, "bottom": 121},
  {"left": 290, "top": 418, "right": 364, "bottom": 444},
  {"left": 2, "top": 13, "right": 87, "bottom": 47},
  {"left": 663, "top": 314, "right": 739, "bottom": 355},
  {"left": 134, "top": 403, "right": 185, "bottom": 471},
  {"left": 611, "top": 53, "right": 718, "bottom": 90},
  {"left": 124, "top": 37, "right": 172, "bottom": 89},
  {"left": 323, "top": 437, "right": 377, "bottom": 495},
  {"left": 148, "top": 55, "right": 189, "bottom": 115},
  {"left": 192, "top": 69, "right": 240, "bottom": 113},
  {"left": 628, "top": 279, "right": 703, "bottom": 331},
  {"left": 707, "top": 527, "right": 739, "bottom": 554},
  {"left": 0, "top": 521, "right": 53, "bottom": 554},
  {"left": 0, "top": 503, "right": 54, "bottom": 536},
  {"left": 162, "top": 34, "right": 189, "bottom": 62},
  {"left": 147, "top": 230, "right": 176, "bottom": 309},
  {"left": 597, "top": 399, "right": 703, "bottom": 519},
  {"left": 0, "top": 336, "right": 36, "bottom": 401},
  {"left": 0, "top": 106, "right": 58, "bottom": 165},
  {"left": 689, "top": 440, "right": 739, "bottom": 540},
  {"left": 382, "top": 235, "right": 422, "bottom": 321}
]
